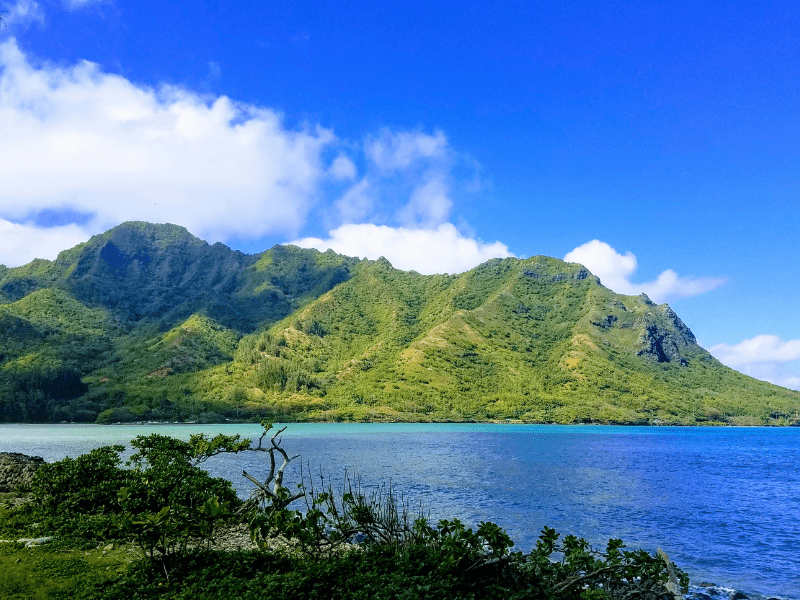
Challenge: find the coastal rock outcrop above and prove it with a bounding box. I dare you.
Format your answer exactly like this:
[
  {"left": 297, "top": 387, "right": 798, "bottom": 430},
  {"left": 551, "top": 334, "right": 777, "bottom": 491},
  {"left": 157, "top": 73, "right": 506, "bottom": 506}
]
[
  {"left": 0, "top": 452, "right": 44, "bottom": 492},
  {"left": 636, "top": 304, "right": 698, "bottom": 365}
]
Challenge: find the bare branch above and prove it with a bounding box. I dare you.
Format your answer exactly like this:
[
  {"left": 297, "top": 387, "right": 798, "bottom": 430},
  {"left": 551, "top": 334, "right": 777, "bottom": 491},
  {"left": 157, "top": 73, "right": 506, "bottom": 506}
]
[
  {"left": 240, "top": 425, "right": 304, "bottom": 511},
  {"left": 553, "top": 565, "right": 620, "bottom": 592}
]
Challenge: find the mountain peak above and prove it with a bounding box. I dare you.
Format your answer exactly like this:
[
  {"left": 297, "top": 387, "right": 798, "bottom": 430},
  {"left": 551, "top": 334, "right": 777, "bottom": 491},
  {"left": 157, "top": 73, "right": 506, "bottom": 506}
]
[
  {"left": 99, "top": 221, "right": 207, "bottom": 251},
  {"left": 1, "top": 221, "right": 798, "bottom": 425}
]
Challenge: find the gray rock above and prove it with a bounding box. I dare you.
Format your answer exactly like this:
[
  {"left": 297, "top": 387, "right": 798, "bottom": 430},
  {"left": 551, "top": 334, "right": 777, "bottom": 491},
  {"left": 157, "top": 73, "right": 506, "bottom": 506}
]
[
  {"left": 16, "top": 536, "right": 55, "bottom": 547},
  {"left": 591, "top": 315, "right": 618, "bottom": 329},
  {"left": 635, "top": 304, "right": 698, "bottom": 365},
  {"left": 574, "top": 268, "right": 590, "bottom": 280},
  {"left": 0, "top": 453, "right": 45, "bottom": 492}
]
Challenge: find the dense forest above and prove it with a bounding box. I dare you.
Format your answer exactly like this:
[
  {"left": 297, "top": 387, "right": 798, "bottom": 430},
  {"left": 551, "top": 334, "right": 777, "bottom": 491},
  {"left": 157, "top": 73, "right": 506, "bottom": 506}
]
[{"left": 1, "top": 221, "right": 798, "bottom": 425}]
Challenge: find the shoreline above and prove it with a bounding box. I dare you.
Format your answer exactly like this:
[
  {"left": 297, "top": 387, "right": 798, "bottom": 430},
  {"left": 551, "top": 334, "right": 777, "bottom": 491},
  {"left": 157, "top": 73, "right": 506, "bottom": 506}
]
[{"left": 4, "top": 418, "right": 800, "bottom": 427}]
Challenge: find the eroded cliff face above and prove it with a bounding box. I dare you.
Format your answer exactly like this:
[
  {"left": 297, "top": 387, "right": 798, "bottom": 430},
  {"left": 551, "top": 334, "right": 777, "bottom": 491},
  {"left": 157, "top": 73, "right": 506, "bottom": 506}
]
[{"left": 635, "top": 300, "right": 698, "bottom": 365}]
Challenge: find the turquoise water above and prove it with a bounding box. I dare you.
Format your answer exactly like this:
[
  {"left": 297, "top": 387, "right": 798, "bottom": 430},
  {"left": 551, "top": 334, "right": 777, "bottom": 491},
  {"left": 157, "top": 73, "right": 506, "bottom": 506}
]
[{"left": 1, "top": 423, "right": 797, "bottom": 600}]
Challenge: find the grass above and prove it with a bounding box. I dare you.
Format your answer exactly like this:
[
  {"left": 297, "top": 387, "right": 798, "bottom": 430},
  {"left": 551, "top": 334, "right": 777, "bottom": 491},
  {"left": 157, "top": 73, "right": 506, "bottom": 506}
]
[{"left": 0, "top": 541, "right": 134, "bottom": 599}]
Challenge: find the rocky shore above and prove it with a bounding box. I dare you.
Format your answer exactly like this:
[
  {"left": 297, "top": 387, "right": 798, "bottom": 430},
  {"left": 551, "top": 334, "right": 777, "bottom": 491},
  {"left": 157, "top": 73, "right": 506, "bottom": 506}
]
[
  {"left": 686, "top": 583, "right": 785, "bottom": 600},
  {"left": 0, "top": 452, "right": 44, "bottom": 492}
]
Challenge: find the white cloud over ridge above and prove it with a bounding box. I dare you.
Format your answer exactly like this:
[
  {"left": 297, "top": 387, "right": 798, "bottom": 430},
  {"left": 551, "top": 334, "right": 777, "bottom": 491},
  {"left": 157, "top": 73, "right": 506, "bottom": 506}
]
[
  {"left": 0, "top": 38, "right": 334, "bottom": 261},
  {"left": 564, "top": 241, "right": 800, "bottom": 390},
  {"left": 0, "top": 40, "right": 496, "bottom": 271},
  {"left": 335, "top": 128, "right": 458, "bottom": 229},
  {"left": 292, "top": 223, "right": 514, "bottom": 275},
  {"left": 0, "top": 218, "right": 89, "bottom": 266},
  {"left": 564, "top": 240, "right": 725, "bottom": 303},
  {"left": 711, "top": 335, "right": 800, "bottom": 366},
  {"left": 710, "top": 335, "right": 800, "bottom": 391}
]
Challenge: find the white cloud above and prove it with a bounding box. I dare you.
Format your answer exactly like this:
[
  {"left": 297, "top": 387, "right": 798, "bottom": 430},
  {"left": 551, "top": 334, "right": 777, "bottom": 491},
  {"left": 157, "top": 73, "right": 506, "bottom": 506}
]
[
  {"left": 352, "top": 128, "right": 460, "bottom": 229},
  {"left": 709, "top": 335, "right": 800, "bottom": 390},
  {"left": 0, "top": 218, "right": 90, "bottom": 265},
  {"left": 62, "top": 0, "right": 106, "bottom": 8},
  {"left": 0, "top": 39, "right": 336, "bottom": 265},
  {"left": 292, "top": 223, "right": 514, "bottom": 275},
  {"left": 334, "top": 178, "right": 372, "bottom": 222},
  {"left": 710, "top": 335, "right": 800, "bottom": 367},
  {"left": 0, "top": 41, "right": 491, "bottom": 268},
  {"left": 207, "top": 61, "right": 221, "bottom": 80},
  {"left": 709, "top": 336, "right": 800, "bottom": 391},
  {"left": 564, "top": 239, "right": 725, "bottom": 303},
  {"left": 326, "top": 128, "right": 467, "bottom": 231},
  {"left": 365, "top": 129, "right": 448, "bottom": 173},
  {"left": 328, "top": 154, "right": 356, "bottom": 180},
  {"left": 396, "top": 176, "right": 452, "bottom": 228}
]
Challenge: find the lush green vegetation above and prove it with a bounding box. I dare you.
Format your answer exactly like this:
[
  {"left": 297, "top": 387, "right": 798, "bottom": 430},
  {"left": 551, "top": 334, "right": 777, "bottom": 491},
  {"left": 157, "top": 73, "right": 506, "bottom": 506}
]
[
  {"left": 2, "top": 221, "right": 798, "bottom": 425},
  {"left": 0, "top": 426, "right": 689, "bottom": 599}
]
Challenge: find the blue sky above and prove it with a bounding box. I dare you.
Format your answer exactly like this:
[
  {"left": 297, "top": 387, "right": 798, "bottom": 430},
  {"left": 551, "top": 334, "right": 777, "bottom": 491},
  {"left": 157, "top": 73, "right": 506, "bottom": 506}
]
[{"left": 1, "top": 0, "right": 799, "bottom": 389}]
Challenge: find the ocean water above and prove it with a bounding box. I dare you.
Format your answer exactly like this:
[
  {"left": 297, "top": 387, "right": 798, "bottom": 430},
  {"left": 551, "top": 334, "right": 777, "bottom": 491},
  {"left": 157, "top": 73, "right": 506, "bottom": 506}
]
[{"left": 1, "top": 423, "right": 797, "bottom": 600}]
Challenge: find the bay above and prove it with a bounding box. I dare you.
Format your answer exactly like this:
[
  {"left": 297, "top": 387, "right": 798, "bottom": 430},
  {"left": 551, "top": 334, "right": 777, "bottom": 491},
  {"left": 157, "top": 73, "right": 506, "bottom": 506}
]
[{"left": 1, "top": 423, "right": 797, "bottom": 600}]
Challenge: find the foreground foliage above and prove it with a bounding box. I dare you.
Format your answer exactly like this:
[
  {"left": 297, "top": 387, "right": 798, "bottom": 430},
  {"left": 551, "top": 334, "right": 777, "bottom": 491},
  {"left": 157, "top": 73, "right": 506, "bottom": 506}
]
[
  {"left": 19, "top": 432, "right": 246, "bottom": 549},
  {"left": 1, "top": 426, "right": 689, "bottom": 599}
]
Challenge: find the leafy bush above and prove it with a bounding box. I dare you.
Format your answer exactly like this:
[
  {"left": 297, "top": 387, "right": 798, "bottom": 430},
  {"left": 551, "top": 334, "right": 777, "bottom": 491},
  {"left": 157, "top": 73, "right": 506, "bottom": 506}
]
[
  {"left": 24, "top": 432, "right": 250, "bottom": 550},
  {"left": 28, "top": 444, "right": 131, "bottom": 544},
  {"left": 118, "top": 433, "right": 247, "bottom": 563}
]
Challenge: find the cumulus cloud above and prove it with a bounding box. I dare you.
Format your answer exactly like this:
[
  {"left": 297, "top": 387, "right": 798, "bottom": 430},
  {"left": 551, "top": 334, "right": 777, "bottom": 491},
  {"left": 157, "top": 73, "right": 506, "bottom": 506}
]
[
  {"left": 334, "top": 178, "right": 372, "bottom": 222},
  {"left": 292, "top": 223, "right": 514, "bottom": 275},
  {"left": 0, "top": 218, "right": 90, "bottom": 266},
  {"left": 365, "top": 129, "right": 448, "bottom": 173},
  {"left": 328, "top": 154, "right": 357, "bottom": 181},
  {"left": 710, "top": 335, "right": 800, "bottom": 390},
  {"left": 62, "top": 0, "right": 106, "bottom": 9},
  {"left": 0, "top": 40, "right": 496, "bottom": 272},
  {"left": 333, "top": 128, "right": 459, "bottom": 228},
  {"left": 308, "top": 130, "right": 498, "bottom": 272},
  {"left": 0, "top": 39, "right": 494, "bottom": 271},
  {"left": 710, "top": 335, "right": 800, "bottom": 366},
  {"left": 0, "top": 39, "right": 335, "bottom": 264},
  {"left": 396, "top": 176, "right": 452, "bottom": 228},
  {"left": 564, "top": 240, "right": 725, "bottom": 303}
]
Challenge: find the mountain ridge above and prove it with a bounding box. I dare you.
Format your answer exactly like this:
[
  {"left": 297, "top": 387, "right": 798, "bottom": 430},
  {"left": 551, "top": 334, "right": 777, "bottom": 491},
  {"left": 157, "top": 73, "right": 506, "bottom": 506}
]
[{"left": 1, "top": 221, "right": 798, "bottom": 425}]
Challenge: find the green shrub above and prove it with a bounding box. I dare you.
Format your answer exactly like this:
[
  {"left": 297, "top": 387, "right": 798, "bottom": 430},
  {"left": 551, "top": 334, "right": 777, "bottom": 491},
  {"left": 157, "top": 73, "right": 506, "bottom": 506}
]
[
  {"left": 25, "top": 432, "right": 250, "bottom": 550},
  {"left": 28, "top": 445, "right": 130, "bottom": 544}
]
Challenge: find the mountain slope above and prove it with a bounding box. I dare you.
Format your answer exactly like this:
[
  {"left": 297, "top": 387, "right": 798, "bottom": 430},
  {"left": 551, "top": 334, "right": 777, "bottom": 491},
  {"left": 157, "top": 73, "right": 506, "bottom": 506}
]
[
  {"left": 0, "top": 221, "right": 359, "bottom": 331},
  {"left": 1, "top": 222, "right": 798, "bottom": 424},
  {"left": 224, "top": 255, "right": 799, "bottom": 424},
  {"left": 0, "top": 222, "right": 360, "bottom": 421}
]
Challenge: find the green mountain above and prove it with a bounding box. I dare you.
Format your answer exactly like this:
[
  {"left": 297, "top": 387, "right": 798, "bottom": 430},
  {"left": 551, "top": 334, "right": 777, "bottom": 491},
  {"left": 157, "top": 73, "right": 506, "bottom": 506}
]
[{"left": 1, "top": 222, "right": 798, "bottom": 425}]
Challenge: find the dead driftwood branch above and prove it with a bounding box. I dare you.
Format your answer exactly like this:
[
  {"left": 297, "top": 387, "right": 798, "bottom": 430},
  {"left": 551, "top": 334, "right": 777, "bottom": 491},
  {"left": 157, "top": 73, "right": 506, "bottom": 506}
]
[
  {"left": 657, "top": 548, "right": 684, "bottom": 600},
  {"left": 240, "top": 425, "right": 304, "bottom": 511}
]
